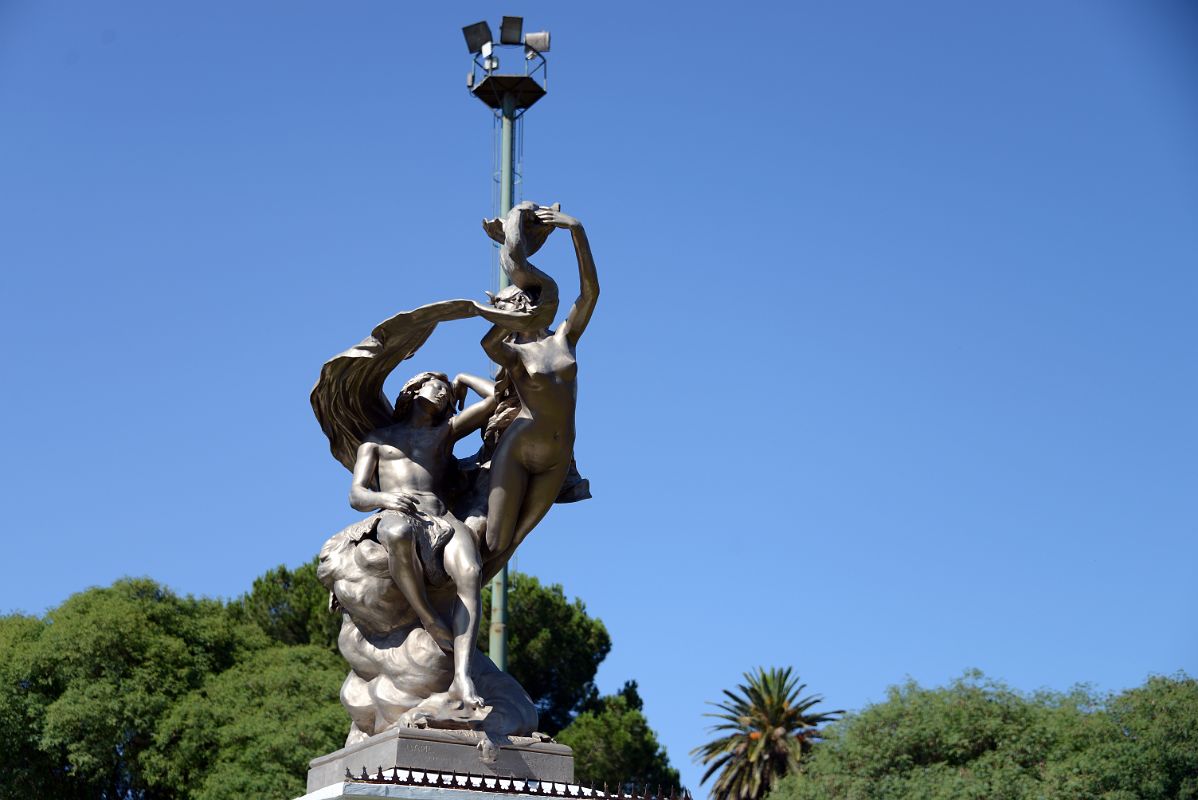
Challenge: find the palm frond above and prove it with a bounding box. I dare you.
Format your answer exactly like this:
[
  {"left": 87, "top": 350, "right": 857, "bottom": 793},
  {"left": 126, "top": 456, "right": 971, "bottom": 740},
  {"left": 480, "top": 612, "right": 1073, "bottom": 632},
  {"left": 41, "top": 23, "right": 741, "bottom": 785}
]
[{"left": 690, "top": 667, "right": 842, "bottom": 800}]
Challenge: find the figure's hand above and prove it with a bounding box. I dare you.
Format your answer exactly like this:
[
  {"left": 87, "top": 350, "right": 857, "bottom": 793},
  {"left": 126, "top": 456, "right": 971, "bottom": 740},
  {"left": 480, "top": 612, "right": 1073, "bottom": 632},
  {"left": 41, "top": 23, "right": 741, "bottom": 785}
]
[
  {"left": 379, "top": 492, "right": 417, "bottom": 513},
  {"left": 451, "top": 375, "right": 469, "bottom": 411},
  {"left": 534, "top": 206, "right": 580, "bottom": 230}
]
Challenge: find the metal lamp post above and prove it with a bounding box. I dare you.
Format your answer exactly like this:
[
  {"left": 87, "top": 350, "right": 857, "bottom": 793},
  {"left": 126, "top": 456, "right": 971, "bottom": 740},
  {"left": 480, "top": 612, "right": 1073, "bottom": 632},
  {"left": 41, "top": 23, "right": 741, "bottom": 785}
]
[{"left": 461, "top": 16, "right": 551, "bottom": 672}]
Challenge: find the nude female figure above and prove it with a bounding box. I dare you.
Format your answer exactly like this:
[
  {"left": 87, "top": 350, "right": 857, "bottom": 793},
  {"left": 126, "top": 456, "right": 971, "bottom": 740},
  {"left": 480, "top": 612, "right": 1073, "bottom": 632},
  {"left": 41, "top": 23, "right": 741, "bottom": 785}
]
[
  {"left": 347, "top": 371, "right": 495, "bottom": 707},
  {"left": 474, "top": 204, "right": 599, "bottom": 556}
]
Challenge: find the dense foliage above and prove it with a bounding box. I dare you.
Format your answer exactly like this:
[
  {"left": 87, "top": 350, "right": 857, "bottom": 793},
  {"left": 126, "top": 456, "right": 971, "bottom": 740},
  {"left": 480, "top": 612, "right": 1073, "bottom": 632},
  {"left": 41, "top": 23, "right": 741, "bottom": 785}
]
[
  {"left": 767, "top": 670, "right": 1198, "bottom": 800},
  {"left": 558, "top": 681, "right": 680, "bottom": 791},
  {"left": 693, "top": 667, "right": 842, "bottom": 800},
  {"left": 232, "top": 560, "right": 341, "bottom": 651},
  {"left": 0, "top": 565, "right": 678, "bottom": 799},
  {"left": 144, "top": 645, "right": 346, "bottom": 800},
  {"left": 0, "top": 579, "right": 277, "bottom": 800},
  {"left": 478, "top": 571, "right": 612, "bottom": 734}
]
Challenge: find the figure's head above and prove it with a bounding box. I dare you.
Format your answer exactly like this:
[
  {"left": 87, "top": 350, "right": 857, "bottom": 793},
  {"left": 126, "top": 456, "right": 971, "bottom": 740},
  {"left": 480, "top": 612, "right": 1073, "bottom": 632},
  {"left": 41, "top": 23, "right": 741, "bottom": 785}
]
[
  {"left": 482, "top": 201, "right": 555, "bottom": 256},
  {"left": 392, "top": 371, "right": 454, "bottom": 424}
]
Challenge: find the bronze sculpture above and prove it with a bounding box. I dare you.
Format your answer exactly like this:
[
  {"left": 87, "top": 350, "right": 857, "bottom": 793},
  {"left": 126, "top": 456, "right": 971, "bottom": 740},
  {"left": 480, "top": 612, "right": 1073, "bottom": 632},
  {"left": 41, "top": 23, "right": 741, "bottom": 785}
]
[
  {"left": 478, "top": 204, "right": 598, "bottom": 558},
  {"left": 310, "top": 204, "right": 598, "bottom": 745},
  {"left": 347, "top": 370, "right": 495, "bottom": 709}
]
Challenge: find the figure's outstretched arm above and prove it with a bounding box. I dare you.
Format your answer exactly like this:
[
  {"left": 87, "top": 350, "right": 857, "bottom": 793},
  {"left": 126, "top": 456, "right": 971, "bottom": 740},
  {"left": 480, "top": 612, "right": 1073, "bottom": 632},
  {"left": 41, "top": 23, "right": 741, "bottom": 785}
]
[
  {"left": 449, "top": 373, "right": 498, "bottom": 440},
  {"left": 537, "top": 209, "right": 598, "bottom": 346}
]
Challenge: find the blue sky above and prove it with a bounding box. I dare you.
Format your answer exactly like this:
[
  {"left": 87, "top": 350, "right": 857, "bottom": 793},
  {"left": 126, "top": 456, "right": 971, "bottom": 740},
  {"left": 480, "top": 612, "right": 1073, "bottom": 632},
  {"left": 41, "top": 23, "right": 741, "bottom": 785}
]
[{"left": 1, "top": 1, "right": 1196, "bottom": 795}]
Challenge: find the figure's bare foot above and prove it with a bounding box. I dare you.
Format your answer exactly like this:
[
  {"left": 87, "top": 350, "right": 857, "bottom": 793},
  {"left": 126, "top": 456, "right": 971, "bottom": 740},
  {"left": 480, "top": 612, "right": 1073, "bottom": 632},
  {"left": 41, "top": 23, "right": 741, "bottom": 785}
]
[
  {"left": 449, "top": 674, "right": 485, "bottom": 709},
  {"left": 422, "top": 618, "right": 454, "bottom": 652}
]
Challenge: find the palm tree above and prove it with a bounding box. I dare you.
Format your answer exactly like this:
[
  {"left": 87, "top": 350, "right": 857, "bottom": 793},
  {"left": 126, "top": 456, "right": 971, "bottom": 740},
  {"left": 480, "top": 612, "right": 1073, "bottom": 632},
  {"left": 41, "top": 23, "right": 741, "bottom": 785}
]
[{"left": 691, "top": 667, "right": 843, "bottom": 800}]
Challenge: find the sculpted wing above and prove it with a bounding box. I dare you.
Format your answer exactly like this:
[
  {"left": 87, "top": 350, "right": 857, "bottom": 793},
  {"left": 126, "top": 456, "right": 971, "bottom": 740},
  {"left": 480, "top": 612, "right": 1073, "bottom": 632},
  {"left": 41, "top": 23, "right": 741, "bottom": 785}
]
[{"left": 311, "top": 300, "right": 475, "bottom": 471}]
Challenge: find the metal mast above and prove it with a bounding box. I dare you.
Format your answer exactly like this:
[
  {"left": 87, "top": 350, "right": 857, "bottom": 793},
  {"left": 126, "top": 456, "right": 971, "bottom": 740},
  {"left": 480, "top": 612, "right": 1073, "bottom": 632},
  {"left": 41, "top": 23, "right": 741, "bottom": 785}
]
[{"left": 462, "top": 16, "right": 551, "bottom": 672}]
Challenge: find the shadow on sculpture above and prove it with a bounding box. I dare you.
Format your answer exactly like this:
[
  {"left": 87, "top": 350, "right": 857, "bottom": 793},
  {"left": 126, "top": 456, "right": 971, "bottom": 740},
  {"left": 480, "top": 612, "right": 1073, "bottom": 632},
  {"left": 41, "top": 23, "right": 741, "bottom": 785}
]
[{"left": 310, "top": 204, "right": 597, "bottom": 750}]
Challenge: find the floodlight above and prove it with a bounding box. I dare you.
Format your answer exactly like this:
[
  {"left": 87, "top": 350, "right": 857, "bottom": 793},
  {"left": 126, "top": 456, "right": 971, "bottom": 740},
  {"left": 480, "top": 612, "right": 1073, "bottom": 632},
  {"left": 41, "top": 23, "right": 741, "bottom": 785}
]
[
  {"left": 464, "top": 16, "right": 548, "bottom": 111},
  {"left": 462, "top": 21, "right": 492, "bottom": 53},
  {"left": 499, "top": 16, "right": 523, "bottom": 45},
  {"left": 523, "top": 31, "right": 550, "bottom": 53}
]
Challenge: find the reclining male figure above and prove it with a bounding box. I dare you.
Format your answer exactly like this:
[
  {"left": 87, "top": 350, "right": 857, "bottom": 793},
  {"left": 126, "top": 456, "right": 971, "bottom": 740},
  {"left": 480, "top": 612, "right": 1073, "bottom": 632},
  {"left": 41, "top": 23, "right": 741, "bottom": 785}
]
[{"left": 348, "top": 370, "right": 496, "bottom": 708}]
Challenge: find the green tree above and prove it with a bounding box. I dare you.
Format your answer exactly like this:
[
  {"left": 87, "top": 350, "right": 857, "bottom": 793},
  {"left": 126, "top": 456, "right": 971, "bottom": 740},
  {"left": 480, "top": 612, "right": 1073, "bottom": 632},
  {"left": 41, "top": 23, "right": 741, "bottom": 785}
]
[
  {"left": 0, "top": 614, "right": 90, "bottom": 800},
  {"left": 1043, "top": 673, "right": 1198, "bottom": 800},
  {"left": 8, "top": 579, "right": 266, "bottom": 800},
  {"left": 694, "top": 667, "right": 842, "bottom": 800},
  {"left": 142, "top": 645, "right": 347, "bottom": 800},
  {"left": 770, "top": 671, "right": 1061, "bottom": 800},
  {"left": 768, "top": 671, "right": 1198, "bottom": 800},
  {"left": 558, "top": 681, "right": 681, "bottom": 792},
  {"left": 0, "top": 566, "right": 679, "bottom": 798},
  {"left": 478, "top": 572, "right": 612, "bottom": 733},
  {"left": 232, "top": 557, "right": 340, "bottom": 651}
]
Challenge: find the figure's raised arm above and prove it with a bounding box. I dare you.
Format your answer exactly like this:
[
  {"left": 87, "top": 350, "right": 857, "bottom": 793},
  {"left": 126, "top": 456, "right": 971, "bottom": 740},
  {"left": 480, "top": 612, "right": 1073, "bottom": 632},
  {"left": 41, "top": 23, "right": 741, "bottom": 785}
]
[
  {"left": 473, "top": 205, "right": 562, "bottom": 333},
  {"left": 537, "top": 208, "right": 598, "bottom": 346},
  {"left": 449, "top": 373, "right": 498, "bottom": 440},
  {"left": 480, "top": 323, "right": 515, "bottom": 366}
]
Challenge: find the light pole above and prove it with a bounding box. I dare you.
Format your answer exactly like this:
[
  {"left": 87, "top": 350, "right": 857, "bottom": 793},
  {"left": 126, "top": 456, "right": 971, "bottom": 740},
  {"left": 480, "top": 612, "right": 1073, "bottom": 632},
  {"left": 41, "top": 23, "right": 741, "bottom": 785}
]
[{"left": 462, "top": 16, "right": 551, "bottom": 672}]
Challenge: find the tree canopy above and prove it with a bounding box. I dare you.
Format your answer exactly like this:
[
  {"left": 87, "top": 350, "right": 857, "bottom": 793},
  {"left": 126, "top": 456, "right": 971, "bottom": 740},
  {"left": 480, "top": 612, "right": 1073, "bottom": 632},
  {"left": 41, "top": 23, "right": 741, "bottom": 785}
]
[
  {"left": 0, "top": 579, "right": 269, "bottom": 800},
  {"left": 232, "top": 560, "right": 341, "bottom": 651},
  {"left": 142, "top": 645, "right": 346, "bottom": 800},
  {"left": 0, "top": 564, "right": 679, "bottom": 799},
  {"left": 478, "top": 571, "right": 612, "bottom": 735},
  {"left": 767, "top": 670, "right": 1198, "bottom": 800},
  {"left": 557, "top": 681, "right": 680, "bottom": 792}
]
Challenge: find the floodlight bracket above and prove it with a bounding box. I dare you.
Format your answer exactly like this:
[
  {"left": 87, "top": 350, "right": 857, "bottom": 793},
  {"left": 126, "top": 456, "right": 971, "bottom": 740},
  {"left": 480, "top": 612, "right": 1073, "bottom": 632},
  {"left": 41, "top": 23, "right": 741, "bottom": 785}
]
[
  {"left": 470, "top": 74, "right": 545, "bottom": 112},
  {"left": 468, "top": 45, "right": 547, "bottom": 111}
]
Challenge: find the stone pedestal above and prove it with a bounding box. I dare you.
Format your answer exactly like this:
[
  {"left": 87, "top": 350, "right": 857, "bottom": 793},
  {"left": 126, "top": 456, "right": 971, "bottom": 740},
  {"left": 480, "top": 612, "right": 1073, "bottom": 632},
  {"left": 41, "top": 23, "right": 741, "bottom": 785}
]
[
  {"left": 306, "top": 728, "right": 574, "bottom": 795},
  {"left": 297, "top": 781, "right": 593, "bottom": 800}
]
